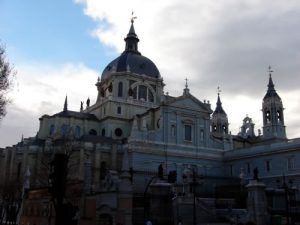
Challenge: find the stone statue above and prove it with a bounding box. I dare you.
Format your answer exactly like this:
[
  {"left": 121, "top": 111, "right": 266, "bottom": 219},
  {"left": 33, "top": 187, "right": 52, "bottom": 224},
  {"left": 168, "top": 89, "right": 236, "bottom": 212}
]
[
  {"left": 80, "top": 101, "right": 83, "bottom": 111},
  {"left": 253, "top": 167, "right": 259, "bottom": 180},
  {"left": 158, "top": 164, "right": 163, "bottom": 179},
  {"left": 86, "top": 98, "right": 90, "bottom": 108}
]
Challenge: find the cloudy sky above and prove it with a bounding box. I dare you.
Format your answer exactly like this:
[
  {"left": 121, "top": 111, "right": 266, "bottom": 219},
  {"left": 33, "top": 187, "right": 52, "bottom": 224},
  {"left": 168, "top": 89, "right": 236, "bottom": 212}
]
[{"left": 1, "top": 0, "right": 300, "bottom": 147}]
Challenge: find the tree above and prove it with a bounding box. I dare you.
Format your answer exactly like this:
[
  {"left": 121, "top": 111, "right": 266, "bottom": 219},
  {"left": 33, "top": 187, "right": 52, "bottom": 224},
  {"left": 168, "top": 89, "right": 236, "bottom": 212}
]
[
  {"left": 0, "top": 44, "right": 15, "bottom": 120},
  {"left": 0, "top": 181, "right": 23, "bottom": 225}
]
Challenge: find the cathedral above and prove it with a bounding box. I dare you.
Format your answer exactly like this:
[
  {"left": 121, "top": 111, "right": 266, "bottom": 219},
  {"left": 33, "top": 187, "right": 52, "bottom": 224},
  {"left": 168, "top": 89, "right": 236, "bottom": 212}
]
[{"left": 1, "top": 19, "right": 300, "bottom": 225}]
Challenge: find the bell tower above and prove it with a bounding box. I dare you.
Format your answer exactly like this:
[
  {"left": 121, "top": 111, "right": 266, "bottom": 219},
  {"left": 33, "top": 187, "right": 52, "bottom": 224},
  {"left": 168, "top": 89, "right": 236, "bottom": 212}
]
[
  {"left": 211, "top": 87, "right": 229, "bottom": 135},
  {"left": 262, "top": 67, "right": 286, "bottom": 139}
]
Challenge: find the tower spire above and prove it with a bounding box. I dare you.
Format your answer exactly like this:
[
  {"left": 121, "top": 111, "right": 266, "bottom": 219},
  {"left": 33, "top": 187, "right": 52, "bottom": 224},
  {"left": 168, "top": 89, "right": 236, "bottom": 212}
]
[
  {"left": 63, "top": 95, "right": 68, "bottom": 111},
  {"left": 267, "top": 66, "right": 275, "bottom": 91},
  {"left": 124, "top": 12, "right": 140, "bottom": 54},
  {"left": 264, "top": 66, "right": 279, "bottom": 99},
  {"left": 215, "top": 87, "right": 225, "bottom": 114},
  {"left": 212, "top": 87, "right": 228, "bottom": 135}
]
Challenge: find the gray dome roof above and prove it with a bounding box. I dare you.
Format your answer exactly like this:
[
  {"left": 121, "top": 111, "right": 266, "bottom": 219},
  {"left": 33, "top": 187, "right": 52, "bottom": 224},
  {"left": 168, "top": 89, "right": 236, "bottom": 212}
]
[
  {"left": 101, "top": 21, "right": 160, "bottom": 80},
  {"left": 101, "top": 52, "right": 160, "bottom": 80}
]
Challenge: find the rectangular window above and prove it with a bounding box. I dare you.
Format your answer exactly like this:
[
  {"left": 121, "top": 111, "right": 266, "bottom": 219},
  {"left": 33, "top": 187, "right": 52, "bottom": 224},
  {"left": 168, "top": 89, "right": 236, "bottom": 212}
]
[
  {"left": 184, "top": 125, "right": 192, "bottom": 141},
  {"left": 288, "top": 157, "right": 295, "bottom": 170},
  {"left": 266, "top": 160, "right": 271, "bottom": 172},
  {"left": 117, "top": 106, "right": 121, "bottom": 114}
]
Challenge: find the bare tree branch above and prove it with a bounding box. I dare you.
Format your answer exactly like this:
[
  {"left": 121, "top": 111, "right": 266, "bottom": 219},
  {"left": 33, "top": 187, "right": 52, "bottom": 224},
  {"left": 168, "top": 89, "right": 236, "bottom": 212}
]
[{"left": 0, "top": 44, "right": 16, "bottom": 120}]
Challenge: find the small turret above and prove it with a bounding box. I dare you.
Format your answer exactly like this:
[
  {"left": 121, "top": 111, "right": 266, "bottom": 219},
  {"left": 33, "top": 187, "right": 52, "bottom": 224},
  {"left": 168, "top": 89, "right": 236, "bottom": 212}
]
[
  {"left": 211, "top": 87, "right": 229, "bottom": 135},
  {"left": 124, "top": 14, "right": 140, "bottom": 54},
  {"left": 262, "top": 66, "right": 286, "bottom": 139}
]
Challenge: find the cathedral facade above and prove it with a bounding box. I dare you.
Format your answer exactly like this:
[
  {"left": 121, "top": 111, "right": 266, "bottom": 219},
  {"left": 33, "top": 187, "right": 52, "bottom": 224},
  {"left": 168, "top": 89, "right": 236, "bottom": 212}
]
[{"left": 1, "top": 20, "right": 300, "bottom": 225}]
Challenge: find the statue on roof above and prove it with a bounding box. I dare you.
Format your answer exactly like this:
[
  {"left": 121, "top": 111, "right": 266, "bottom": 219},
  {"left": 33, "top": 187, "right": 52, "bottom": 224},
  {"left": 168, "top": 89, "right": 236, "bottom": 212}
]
[{"left": 86, "top": 98, "right": 90, "bottom": 108}]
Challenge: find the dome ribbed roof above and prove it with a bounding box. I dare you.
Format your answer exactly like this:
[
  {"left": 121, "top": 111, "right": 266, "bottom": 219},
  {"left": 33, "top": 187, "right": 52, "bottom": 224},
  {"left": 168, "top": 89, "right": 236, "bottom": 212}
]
[
  {"left": 101, "top": 52, "right": 160, "bottom": 80},
  {"left": 101, "top": 21, "right": 160, "bottom": 80}
]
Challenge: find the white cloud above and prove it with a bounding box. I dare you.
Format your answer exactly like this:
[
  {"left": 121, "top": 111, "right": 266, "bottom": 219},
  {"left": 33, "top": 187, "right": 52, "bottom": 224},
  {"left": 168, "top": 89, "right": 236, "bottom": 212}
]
[
  {"left": 2, "top": 0, "right": 300, "bottom": 147},
  {"left": 0, "top": 63, "right": 98, "bottom": 147},
  {"left": 74, "top": 0, "right": 300, "bottom": 137},
  {"left": 75, "top": 0, "right": 300, "bottom": 139}
]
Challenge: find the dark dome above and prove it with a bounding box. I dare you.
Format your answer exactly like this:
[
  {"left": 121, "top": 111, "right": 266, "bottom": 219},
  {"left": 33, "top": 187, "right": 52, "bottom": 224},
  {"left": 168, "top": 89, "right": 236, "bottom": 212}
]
[
  {"left": 101, "top": 52, "right": 160, "bottom": 80},
  {"left": 101, "top": 21, "right": 160, "bottom": 80}
]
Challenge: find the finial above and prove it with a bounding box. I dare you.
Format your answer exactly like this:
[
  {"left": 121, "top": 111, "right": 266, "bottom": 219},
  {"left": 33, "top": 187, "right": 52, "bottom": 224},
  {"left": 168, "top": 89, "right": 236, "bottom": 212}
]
[
  {"left": 131, "top": 11, "right": 137, "bottom": 24},
  {"left": 185, "top": 77, "right": 188, "bottom": 89},
  {"left": 21, "top": 134, "right": 24, "bottom": 143},
  {"left": 63, "top": 95, "right": 68, "bottom": 111},
  {"left": 97, "top": 77, "right": 100, "bottom": 83},
  {"left": 183, "top": 77, "right": 190, "bottom": 95},
  {"left": 268, "top": 65, "right": 273, "bottom": 77},
  {"left": 217, "top": 86, "right": 221, "bottom": 96}
]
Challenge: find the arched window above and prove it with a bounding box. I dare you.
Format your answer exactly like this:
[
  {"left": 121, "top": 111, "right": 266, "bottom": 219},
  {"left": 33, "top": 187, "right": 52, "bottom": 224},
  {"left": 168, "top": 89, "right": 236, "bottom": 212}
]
[
  {"left": 101, "top": 128, "right": 105, "bottom": 137},
  {"left": 266, "top": 111, "right": 271, "bottom": 123},
  {"left": 117, "top": 106, "right": 122, "bottom": 114},
  {"left": 118, "top": 82, "right": 123, "bottom": 97},
  {"left": 89, "top": 129, "right": 97, "bottom": 136},
  {"left": 131, "top": 84, "right": 155, "bottom": 102},
  {"left": 213, "top": 125, "right": 217, "bottom": 131},
  {"left": 277, "top": 110, "right": 282, "bottom": 123}
]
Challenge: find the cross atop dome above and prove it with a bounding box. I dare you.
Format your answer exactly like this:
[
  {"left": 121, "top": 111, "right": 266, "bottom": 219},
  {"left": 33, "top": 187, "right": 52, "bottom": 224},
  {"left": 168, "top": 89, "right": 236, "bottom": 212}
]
[
  {"left": 183, "top": 77, "right": 190, "bottom": 95},
  {"left": 217, "top": 86, "right": 221, "bottom": 96},
  {"left": 268, "top": 65, "right": 273, "bottom": 76},
  {"left": 131, "top": 11, "right": 137, "bottom": 24}
]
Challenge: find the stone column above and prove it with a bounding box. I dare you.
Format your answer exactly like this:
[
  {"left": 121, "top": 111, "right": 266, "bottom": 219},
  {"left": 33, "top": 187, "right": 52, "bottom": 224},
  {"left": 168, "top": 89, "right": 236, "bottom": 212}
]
[{"left": 246, "top": 180, "right": 269, "bottom": 225}]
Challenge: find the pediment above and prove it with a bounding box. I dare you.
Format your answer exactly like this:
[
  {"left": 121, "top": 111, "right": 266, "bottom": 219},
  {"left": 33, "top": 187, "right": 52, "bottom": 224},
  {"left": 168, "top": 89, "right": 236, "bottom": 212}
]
[{"left": 166, "top": 94, "right": 212, "bottom": 113}]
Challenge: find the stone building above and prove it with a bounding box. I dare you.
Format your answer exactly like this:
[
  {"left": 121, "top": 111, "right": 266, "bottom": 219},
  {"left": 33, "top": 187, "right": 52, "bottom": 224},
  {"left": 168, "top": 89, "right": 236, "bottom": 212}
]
[{"left": 1, "top": 19, "right": 300, "bottom": 225}]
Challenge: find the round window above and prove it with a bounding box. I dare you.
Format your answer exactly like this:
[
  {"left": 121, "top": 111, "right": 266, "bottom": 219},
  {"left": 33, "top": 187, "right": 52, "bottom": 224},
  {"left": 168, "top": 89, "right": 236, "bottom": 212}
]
[{"left": 115, "top": 128, "right": 123, "bottom": 137}]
